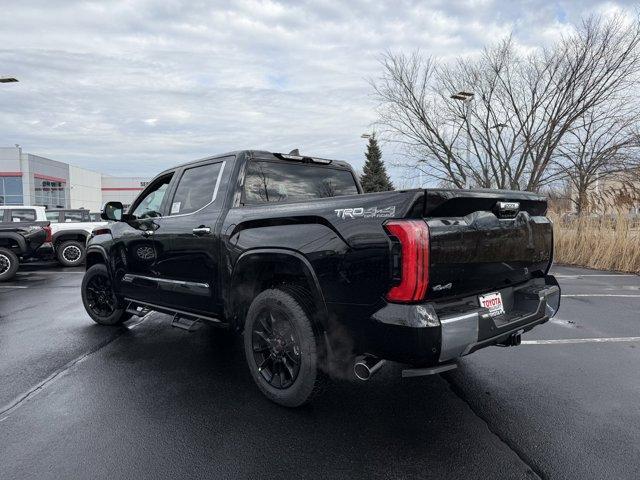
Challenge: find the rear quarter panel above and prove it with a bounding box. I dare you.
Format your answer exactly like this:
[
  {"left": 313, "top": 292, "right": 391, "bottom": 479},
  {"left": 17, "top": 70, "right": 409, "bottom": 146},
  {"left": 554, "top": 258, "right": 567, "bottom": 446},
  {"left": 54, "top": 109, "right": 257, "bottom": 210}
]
[{"left": 222, "top": 190, "right": 425, "bottom": 306}]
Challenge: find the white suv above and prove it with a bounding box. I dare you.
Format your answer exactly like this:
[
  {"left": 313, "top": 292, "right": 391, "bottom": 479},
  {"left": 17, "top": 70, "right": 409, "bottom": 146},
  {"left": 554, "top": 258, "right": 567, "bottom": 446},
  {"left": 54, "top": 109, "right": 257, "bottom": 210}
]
[{"left": 0, "top": 206, "right": 107, "bottom": 267}]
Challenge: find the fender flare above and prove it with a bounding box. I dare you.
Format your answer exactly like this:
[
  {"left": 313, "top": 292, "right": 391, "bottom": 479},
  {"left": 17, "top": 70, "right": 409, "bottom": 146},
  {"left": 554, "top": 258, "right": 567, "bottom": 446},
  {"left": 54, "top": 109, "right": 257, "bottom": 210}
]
[
  {"left": 52, "top": 229, "right": 89, "bottom": 244},
  {"left": 85, "top": 245, "right": 112, "bottom": 276},
  {"left": 228, "top": 248, "right": 329, "bottom": 330},
  {"left": 0, "top": 232, "right": 28, "bottom": 254}
]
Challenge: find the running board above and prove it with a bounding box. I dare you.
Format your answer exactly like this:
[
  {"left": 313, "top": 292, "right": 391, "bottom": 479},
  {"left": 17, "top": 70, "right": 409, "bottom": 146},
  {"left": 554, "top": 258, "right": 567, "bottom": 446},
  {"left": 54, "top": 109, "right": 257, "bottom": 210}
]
[
  {"left": 124, "top": 298, "right": 228, "bottom": 329},
  {"left": 401, "top": 363, "right": 457, "bottom": 378},
  {"left": 171, "top": 314, "right": 202, "bottom": 332},
  {"left": 126, "top": 304, "right": 151, "bottom": 317}
]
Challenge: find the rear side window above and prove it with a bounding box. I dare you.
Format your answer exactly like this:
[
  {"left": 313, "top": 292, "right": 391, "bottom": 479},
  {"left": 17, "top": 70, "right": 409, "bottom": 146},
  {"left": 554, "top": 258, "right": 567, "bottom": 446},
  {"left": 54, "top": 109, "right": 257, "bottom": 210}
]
[
  {"left": 169, "top": 162, "right": 223, "bottom": 215},
  {"left": 11, "top": 209, "right": 36, "bottom": 222},
  {"left": 64, "top": 211, "right": 85, "bottom": 222},
  {"left": 243, "top": 161, "right": 358, "bottom": 205},
  {"left": 46, "top": 211, "right": 60, "bottom": 223}
]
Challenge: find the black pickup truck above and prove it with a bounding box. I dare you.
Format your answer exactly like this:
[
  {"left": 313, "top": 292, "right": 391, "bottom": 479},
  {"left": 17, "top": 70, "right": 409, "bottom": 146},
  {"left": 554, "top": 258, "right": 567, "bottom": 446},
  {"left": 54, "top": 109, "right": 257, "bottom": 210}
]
[
  {"left": 0, "top": 223, "right": 49, "bottom": 281},
  {"left": 82, "top": 150, "right": 560, "bottom": 407}
]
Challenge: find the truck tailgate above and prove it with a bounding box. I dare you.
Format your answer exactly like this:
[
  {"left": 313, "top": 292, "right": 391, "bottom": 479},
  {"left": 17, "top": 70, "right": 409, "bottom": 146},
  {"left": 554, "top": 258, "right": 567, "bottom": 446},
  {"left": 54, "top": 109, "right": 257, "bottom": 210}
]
[{"left": 424, "top": 189, "right": 552, "bottom": 300}]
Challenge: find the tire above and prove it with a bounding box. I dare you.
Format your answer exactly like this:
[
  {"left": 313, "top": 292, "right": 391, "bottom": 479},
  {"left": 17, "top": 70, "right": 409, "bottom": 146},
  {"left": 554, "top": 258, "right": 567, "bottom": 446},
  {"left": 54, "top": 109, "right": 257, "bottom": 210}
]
[
  {"left": 243, "top": 288, "right": 327, "bottom": 407},
  {"left": 81, "top": 264, "right": 131, "bottom": 326},
  {"left": 0, "top": 247, "right": 19, "bottom": 282},
  {"left": 57, "top": 240, "right": 86, "bottom": 267}
]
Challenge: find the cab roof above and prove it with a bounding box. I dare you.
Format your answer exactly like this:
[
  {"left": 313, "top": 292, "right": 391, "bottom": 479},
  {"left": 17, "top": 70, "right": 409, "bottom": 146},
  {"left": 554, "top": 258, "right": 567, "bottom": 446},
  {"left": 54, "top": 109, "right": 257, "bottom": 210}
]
[{"left": 156, "top": 150, "right": 353, "bottom": 177}]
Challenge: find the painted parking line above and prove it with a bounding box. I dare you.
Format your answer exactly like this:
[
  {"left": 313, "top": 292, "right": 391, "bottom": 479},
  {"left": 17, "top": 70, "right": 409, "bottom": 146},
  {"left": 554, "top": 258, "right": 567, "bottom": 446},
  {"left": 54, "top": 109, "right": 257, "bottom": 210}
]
[
  {"left": 0, "top": 311, "right": 154, "bottom": 422},
  {"left": 555, "top": 274, "right": 638, "bottom": 278},
  {"left": 522, "top": 337, "right": 640, "bottom": 345},
  {"left": 0, "top": 285, "right": 28, "bottom": 289},
  {"left": 17, "top": 271, "right": 84, "bottom": 275},
  {"left": 562, "top": 294, "right": 640, "bottom": 298}
]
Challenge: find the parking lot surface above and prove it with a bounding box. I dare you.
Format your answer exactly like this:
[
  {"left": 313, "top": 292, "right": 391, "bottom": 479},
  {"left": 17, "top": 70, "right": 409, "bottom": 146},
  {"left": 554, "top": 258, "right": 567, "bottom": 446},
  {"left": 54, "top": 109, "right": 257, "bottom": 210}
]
[{"left": 1, "top": 263, "right": 639, "bottom": 479}]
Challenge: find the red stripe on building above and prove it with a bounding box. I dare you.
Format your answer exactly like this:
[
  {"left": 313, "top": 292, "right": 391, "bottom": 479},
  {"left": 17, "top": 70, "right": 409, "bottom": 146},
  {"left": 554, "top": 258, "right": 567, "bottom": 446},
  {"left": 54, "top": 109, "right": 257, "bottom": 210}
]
[
  {"left": 101, "top": 187, "right": 144, "bottom": 191},
  {"left": 34, "top": 173, "right": 66, "bottom": 183},
  {"left": 0, "top": 172, "right": 22, "bottom": 177}
]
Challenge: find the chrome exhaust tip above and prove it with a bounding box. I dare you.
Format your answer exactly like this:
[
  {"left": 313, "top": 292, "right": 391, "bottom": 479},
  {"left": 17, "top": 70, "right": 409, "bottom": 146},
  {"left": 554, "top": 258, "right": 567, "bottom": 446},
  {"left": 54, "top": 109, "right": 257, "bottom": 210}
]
[{"left": 354, "top": 356, "right": 386, "bottom": 381}]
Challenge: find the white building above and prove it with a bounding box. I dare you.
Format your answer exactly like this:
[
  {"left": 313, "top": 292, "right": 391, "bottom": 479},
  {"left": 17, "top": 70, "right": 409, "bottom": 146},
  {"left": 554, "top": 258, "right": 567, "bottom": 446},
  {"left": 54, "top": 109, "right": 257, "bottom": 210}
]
[{"left": 0, "top": 146, "right": 150, "bottom": 211}]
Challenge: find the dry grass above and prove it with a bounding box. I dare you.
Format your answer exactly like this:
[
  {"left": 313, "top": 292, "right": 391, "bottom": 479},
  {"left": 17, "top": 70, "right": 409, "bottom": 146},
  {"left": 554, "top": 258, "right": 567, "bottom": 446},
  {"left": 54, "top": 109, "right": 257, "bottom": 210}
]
[{"left": 552, "top": 214, "right": 640, "bottom": 273}]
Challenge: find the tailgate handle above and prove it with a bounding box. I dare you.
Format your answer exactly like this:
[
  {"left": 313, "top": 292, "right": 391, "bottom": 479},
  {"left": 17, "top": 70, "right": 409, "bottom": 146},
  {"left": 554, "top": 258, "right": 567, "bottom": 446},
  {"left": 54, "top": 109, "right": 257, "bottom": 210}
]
[{"left": 495, "top": 201, "right": 520, "bottom": 219}]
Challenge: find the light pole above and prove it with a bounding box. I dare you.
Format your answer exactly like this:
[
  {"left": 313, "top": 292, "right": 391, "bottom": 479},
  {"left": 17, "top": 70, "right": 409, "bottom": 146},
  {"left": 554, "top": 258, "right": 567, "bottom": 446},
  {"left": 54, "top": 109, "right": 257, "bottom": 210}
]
[
  {"left": 451, "top": 91, "right": 474, "bottom": 188},
  {"left": 0, "top": 77, "right": 19, "bottom": 83}
]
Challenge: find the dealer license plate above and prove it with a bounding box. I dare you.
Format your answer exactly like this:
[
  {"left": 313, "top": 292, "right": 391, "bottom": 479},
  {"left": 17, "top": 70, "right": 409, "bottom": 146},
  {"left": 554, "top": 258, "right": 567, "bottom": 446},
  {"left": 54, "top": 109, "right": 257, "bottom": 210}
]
[{"left": 478, "top": 292, "right": 505, "bottom": 317}]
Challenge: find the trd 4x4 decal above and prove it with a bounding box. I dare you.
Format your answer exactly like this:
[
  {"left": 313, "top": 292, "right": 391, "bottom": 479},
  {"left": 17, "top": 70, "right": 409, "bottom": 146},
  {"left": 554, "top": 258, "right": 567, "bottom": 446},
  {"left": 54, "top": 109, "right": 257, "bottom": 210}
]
[{"left": 334, "top": 206, "right": 396, "bottom": 219}]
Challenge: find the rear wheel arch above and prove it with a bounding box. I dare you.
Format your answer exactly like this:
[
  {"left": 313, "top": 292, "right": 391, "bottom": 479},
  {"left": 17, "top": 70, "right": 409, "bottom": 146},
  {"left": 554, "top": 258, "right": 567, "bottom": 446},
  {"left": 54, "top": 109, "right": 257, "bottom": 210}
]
[
  {"left": 0, "top": 233, "right": 27, "bottom": 253},
  {"left": 228, "top": 249, "right": 328, "bottom": 333},
  {"left": 53, "top": 231, "right": 88, "bottom": 247}
]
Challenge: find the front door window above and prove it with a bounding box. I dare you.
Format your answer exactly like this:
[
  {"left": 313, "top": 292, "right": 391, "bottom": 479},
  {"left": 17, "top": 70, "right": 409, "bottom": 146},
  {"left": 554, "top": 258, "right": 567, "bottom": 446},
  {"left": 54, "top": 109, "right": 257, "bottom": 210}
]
[{"left": 130, "top": 176, "right": 172, "bottom": 219}]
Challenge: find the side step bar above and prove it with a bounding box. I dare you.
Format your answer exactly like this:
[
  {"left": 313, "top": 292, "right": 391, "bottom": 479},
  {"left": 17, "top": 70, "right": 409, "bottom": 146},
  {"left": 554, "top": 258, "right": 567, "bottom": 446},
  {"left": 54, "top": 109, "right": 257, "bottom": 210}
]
[
  {"left": 126, "top": 304, "right": 151, "bottom": 317},
  {"left": 124, "top": 298, "right": 228, "bottom": 330},
  {"left": 171, "top": 314, "right": 202, "bottom": 332}
]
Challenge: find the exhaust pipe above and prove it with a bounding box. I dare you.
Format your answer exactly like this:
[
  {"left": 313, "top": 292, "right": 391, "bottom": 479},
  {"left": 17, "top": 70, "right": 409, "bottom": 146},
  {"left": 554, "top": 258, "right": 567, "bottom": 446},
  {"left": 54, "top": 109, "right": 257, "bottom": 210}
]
[
  {"left": 354, "top": 356, "right": 386, "bottom": 381},
  {"left": 498, "top": 332, "right": 522, "bottom": 347}
]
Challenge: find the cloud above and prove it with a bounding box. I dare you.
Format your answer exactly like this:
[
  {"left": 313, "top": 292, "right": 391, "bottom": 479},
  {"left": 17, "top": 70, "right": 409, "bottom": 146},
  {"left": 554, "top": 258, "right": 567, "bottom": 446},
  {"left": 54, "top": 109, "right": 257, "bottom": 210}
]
[{"left": 0, "top": 0, "right": 637, "bottom": 180}]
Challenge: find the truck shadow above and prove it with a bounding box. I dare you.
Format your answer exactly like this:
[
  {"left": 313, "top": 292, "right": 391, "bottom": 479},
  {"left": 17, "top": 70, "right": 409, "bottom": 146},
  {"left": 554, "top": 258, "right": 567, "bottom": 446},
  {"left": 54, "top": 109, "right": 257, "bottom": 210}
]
[{"left": 89, "top": 315, "right": 529, "bottom": 479}]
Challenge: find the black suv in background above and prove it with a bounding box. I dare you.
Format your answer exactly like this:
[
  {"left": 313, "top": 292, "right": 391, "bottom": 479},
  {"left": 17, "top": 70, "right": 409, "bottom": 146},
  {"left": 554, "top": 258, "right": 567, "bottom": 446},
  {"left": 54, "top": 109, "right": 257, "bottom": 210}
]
[{"left": 82, "top": 150, "right": 560, "bottom": 407}]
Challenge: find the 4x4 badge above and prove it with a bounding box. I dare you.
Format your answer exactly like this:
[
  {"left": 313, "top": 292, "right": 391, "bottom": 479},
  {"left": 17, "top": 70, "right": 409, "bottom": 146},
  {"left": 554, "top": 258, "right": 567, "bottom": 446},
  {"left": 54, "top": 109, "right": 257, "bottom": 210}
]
[{"left": 334, "top": 206, "right": 396, "bottom": 219}]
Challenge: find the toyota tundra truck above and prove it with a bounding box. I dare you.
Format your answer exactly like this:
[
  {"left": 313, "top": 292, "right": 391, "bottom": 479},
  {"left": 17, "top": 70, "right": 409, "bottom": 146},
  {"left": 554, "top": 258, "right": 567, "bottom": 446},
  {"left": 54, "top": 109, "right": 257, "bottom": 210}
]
[{"left": 82, "top": 150, "right": 560, "bottom": 407}]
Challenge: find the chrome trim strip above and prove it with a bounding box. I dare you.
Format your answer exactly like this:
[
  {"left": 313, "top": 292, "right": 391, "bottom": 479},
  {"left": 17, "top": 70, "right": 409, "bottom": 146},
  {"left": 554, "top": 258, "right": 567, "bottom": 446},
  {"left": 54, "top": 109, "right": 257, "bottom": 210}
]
[
  {"left": 122, "top": 273, "right": 210, "bottom": 296},
  {"left": 439, "top": 311, "right": 480, "bottom": 362},
  {"left": 439, "top": 286, "right": 558, "bottom": 362},
  {"left": 166, "top": 160, "right": 227, "bottom": 219},
  {"left": 212, "top": 160, "right": 225, "bottom": 201}
]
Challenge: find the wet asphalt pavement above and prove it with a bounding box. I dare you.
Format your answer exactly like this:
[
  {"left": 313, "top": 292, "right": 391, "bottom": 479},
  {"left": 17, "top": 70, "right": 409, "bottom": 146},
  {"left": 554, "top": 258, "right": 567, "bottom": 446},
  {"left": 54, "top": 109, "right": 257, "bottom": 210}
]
[{"left": 1, "top": 263, "right": 639, "bottom": 479}]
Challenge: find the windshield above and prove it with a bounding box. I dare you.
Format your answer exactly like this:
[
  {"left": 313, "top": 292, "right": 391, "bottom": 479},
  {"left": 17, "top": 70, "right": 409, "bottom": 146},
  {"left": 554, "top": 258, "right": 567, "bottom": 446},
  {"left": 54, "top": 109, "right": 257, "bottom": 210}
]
[{"left": 243, "top": 160, "right": 358, "bottom": 205}]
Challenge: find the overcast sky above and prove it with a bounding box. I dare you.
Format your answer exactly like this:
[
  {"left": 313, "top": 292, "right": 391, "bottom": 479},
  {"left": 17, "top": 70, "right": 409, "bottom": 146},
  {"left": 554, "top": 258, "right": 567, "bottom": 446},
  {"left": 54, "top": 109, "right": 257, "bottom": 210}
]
[{"left": 0, "top": 0, "right": 636, "bottom": 183}]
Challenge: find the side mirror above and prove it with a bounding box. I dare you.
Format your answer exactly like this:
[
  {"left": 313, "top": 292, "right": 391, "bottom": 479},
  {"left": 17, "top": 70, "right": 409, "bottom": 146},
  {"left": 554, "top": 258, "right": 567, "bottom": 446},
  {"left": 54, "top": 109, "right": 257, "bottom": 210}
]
[{"left": 101, "top": 201, "right": 124, "bottom": 221}]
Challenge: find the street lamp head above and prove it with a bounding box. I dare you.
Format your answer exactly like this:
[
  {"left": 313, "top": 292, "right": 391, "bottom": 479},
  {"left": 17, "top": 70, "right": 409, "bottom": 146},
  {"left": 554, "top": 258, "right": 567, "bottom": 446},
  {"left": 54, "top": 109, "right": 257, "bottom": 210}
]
[
  {"left": 451, "top": 91, "right": 474, "bottom": 101},
  {"left": 0, "top": 77, "right": 19, "bottom": 83},
  {"left": 361, "top": 133, "right": 372, "bottom": 139}
]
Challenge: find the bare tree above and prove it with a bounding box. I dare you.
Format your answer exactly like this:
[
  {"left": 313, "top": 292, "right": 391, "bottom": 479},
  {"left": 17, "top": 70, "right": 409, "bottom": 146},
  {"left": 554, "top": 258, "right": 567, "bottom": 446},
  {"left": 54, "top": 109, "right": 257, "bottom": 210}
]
[
  {"left": 372, "top": 14, "right": 640, "bottom": 191},
  {"left": 554, "top": 101, "right": 640, "bottom": 213}
]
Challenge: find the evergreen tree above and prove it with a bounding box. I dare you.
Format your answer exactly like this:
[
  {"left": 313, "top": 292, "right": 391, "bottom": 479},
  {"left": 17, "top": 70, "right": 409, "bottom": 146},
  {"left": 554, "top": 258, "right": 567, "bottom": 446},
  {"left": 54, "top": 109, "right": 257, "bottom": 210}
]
[{"left": 360, "top": 134, "right": 394, "bottom": 193}]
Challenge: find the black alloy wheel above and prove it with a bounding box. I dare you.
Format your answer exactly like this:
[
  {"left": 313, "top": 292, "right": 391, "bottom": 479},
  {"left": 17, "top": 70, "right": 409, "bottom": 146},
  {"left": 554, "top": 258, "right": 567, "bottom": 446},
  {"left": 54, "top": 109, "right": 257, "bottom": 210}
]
[
  {"left": 81, "top": 264, "right": 131, "bottom": 325},
  {"left": 85, "top": 271, "right": 116, "bottom": 318},
  {"left": 243, "top": 288, "right": 327, "bottom": 407},
  {"left": 251, "top": 309, "right": 302, "bottom": 389}
]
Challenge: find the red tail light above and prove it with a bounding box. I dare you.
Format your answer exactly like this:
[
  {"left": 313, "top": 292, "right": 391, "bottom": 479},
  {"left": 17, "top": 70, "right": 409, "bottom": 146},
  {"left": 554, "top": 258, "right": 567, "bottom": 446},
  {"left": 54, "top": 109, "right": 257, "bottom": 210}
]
[
  {"left": 43, "top": 225, "right": 52, "bottom": 243},
  {"left": 384, "top": 220, "right": 430, "bottom": 303}
]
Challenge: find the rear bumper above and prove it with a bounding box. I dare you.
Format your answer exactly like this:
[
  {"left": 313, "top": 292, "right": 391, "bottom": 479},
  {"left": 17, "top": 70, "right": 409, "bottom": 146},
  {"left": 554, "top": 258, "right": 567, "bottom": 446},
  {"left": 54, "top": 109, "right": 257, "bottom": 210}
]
[
  {"left": 359, "top": 275, "right": 560, "bottom": 366},
  {"left": 439, "top": 278, "right": 559, "bottom": 362}
]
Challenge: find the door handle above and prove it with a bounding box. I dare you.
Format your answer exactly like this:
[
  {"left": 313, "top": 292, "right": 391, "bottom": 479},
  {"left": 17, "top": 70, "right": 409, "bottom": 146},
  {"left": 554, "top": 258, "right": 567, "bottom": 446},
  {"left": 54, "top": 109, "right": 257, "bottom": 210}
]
[{"left": 192, "top": 226, "right": 211, "bottom": 236}]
